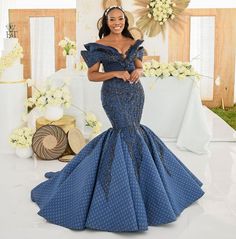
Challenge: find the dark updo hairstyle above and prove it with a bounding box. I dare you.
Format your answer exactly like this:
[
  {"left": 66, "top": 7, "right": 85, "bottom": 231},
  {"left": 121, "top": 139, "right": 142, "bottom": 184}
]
[{"left": 98, "top": 6, "right": 134, "bottom": 40}]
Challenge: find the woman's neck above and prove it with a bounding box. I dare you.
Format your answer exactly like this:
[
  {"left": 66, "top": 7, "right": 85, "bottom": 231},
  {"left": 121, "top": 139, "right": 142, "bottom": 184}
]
[{"left": 106, "top": 33, "right": 125, "bottom": 42}]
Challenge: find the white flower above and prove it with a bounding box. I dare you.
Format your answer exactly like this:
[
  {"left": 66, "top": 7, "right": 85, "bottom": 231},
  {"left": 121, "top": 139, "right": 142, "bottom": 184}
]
[
  {"left": 155, "top": 69, "right": 162, "bottom": 77},
  {"left": 62, "top": 50, "right": 67, "bottom": 56},
  {"left": 59, "top": 37, "right": 77, "bottom": 56},
  {"left": 85, "top": 112, "right": 102, "bottom": 134},
  {"left": 26, "top": 78, "right": 34, "bottom": 87},
  {"left": 171, "top": 70, "right": 179, "bottom": 77},
  {"left": 0, "top": 43, "right": 23, "bottom": 74},
  {"left": 76, "top": 61, "right": 88, "bottom": 72},
  {"left": 143, "top": 60, "right": 200, "bottom": 81},
  {"left": 147, "top": 0, "right": 174, "bottom": 25},
  {"left": 85, "top": 112, "right": 97, "bottom": 123},
  {"left": 92, "top": 121, "right": 102, "bottom": 134},
  {"left": 26, "top": 81, "right": 71, "bottom": 111},
  {"left": 69, "top": 49, "right": 76, "bottom": 56},
  {"left": 9, "top": 127, "right": 35, "bottom": 148}
]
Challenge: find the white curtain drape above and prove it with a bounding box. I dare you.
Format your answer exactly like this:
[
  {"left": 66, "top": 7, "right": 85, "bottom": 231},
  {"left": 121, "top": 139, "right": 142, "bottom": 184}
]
[
  {"left": 190, "top": 16, "right": 215, "bottom": 100},
  {"left": 30, "top": 17, "right": 55, "bottom": 87}
]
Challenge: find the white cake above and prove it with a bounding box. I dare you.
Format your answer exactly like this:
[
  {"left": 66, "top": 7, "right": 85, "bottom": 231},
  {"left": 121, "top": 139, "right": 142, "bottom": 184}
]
[
  {"left": 0, "top": 38, "right": 27, "bottom": 154},
  {"left": 0, "top": 38, "right": 24, "bottom": 82}
]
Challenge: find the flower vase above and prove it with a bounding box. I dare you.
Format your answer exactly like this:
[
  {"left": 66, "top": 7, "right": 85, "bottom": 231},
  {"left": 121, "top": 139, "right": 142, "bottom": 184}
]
[
  {"left": 66, "top": 55, "right": 75, "bottom": 70},
  {"left": 15, "top": 146, "right": 33, "bottom": 158},
  {"left": 44, "top": 105, "right": 63, "bottom": 121}
]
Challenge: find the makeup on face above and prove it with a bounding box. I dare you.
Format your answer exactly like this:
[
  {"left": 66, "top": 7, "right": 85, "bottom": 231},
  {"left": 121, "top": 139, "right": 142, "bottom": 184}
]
[{"left": 107, "top": 9, "right": 125, "bottom": 32}]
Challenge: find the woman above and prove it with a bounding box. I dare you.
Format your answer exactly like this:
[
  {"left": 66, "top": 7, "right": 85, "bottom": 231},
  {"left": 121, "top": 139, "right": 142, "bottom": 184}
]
[{"left": 31, "top": 6, "right": 204, "bottom": 232}]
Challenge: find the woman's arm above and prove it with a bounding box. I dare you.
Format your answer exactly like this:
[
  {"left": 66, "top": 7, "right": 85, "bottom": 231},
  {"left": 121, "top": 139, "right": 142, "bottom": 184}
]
[
  {"left": 129, "top": 59, "right": 143, "bottom": 83},
  {"left": 87, "top": 62, "right": 131, "bottom": 82}
]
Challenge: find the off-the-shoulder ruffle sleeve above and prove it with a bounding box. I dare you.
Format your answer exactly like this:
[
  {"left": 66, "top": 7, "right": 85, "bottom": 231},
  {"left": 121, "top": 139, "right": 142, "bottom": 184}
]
[
  {"left": 135, "top": 46, "right": 144, "bottom": 62},
  {"left": 81, "top": 43, "right": 101, "bottom": 68}
]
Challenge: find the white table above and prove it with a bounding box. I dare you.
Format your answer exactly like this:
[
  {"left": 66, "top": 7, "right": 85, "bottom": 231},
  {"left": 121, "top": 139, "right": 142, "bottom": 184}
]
[{"left": 47, "top": 69, "right": 212, "bottom": 154}]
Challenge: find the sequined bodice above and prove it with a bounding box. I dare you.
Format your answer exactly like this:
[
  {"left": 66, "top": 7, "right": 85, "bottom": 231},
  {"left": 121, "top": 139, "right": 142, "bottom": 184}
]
[
  {"left": 82, "top": 39, "right": 144, "bottom": 73},
  {"left": 81, "top": 39, "right": 145, "bottom": 129}
]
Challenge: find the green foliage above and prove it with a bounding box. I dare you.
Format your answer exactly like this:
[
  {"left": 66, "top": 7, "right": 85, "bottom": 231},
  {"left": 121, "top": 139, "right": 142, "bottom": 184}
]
[{"left": 211, "top": 105, "right": 236, "bottom": 130}]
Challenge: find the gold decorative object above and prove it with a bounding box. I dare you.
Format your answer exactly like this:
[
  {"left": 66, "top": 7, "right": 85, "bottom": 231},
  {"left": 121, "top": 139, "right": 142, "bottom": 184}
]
[
  {"left": 59, "top": 154, "right": 75, "bottom": 162},
  {"left": 129, "top": 27, "right": 144, "bottom": 40},
  {"left": 0, "top": 79, "right": 26, "bottom": 84},
  {"left": 36, "top": 115, "right": 76, "bottom": 133},
  {"left": 143, "top": 48, "right": 148, "bottom": 56},
  {"left": 35, "top": 115, "right": 86, "bottom": 161},
  {"left": 32, "top": 125, "right": 68, "bottom": 160},
  {"left": 67, "top": 128, "right": 86, "bottom": 154},
  {"left": 6, "top": 23, "right": 18, "bottom": 38},
  {"left": 125, "top": 11, "right": 135, "bottom": 27},
  {"left": 97, "top": 17, "right": 103, "bottom": 30},
  {"left": 103, "top": 0, "right": 122, "bottom": 9},
  {"left": 134, "top": 0, "right": 190, "bottom": 37}
]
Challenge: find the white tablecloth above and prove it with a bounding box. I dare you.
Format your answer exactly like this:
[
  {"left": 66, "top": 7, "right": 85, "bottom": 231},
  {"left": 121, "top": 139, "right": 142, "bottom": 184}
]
[{"left": 47, "top": 69, "right": 212, "bottom": 154}]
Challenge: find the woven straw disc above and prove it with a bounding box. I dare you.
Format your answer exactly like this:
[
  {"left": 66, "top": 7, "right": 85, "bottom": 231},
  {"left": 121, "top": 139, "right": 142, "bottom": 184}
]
[
  {"left": 129, "top": 27, "right": 144, "bottom": 40},
  {"left": 32, "top": 125, "right": 68, "bottom": 160},
  {"left": 59, "top": 154, "right": 75, "bottom": 162},
  {"left": 103, "top": 0, "right": 122, "bottom": 10},
  {"left": 67, "top": 128, "right": 86, "bottom": 154}
]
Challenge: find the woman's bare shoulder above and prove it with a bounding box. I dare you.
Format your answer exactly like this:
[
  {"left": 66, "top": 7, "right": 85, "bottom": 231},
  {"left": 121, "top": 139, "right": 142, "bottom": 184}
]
[{"left": 96, "top": 37, "right": 109, "bottom": 44}]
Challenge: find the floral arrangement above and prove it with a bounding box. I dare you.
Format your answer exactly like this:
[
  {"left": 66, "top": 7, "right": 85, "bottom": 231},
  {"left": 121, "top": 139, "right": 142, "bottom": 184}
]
[
  {"left": 26, "top": 79, "right": 71, "bottom": 110},
  {"left": 143, "top": 60, "right": 200, "bottom": 80},
  {"left": 147, "top": 0, "right": 176, "bottom": 25},
  {"left": 134, "top": 0, "right": 190, "bottom": 37},
  {"left": 85, "top": 112, "right": 102, "bottom": 135},
  {"left": 9, "top": 127, "right": 35, "bottom": 148},
  {"left": 59, "top": 37, "right": 77, "bottom": 56},
  {"left": 25, "top": 79, "right": 101, "bottom": 137},
  {"left": 76, "top": 61, "right": 88, "bottom": 72},
  {"left": 0, "top": 43, "right": 23, "bottom": 74}
]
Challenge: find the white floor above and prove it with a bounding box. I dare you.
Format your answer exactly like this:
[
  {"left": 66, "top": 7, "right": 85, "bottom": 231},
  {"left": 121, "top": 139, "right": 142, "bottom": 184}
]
[{"left": 0, "top": 108, "right": 236, "bottom": 239}]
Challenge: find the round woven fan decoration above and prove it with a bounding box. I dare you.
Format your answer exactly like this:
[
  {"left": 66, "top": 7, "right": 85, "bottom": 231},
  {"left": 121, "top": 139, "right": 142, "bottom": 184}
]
[
  {"left": 129, "top": 27, "right": 144, "bottom": 40},
  {"left": 67, "top": 128, "right": 86, "bottom": 154},
  {"left": 125, "top": 11, "right": 134, "bottom": 27},
  {"left": 59, "top": 154, "right": 75, "bottom": 162},
  {"left": 32, "top": 125, "right": 68, "bottom": 160},
  {"left": 103, "top": 0, "right": 122, "bottom": 10}
]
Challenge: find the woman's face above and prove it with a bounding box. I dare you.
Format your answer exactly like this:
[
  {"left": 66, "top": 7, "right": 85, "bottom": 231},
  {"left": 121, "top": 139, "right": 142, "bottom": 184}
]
[{"left": 107, "top": 9, "right": 125, "bottom": 34}]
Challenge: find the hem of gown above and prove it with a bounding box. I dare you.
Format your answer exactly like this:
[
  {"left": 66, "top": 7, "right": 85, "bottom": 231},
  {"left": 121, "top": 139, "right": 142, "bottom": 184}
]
[{"left": 36, "top": 189, "right": 204, "bottom": 232}]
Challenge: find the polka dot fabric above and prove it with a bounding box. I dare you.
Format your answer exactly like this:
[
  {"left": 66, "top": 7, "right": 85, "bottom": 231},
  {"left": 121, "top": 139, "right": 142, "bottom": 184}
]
[{"left": 31, "top": 39, "right": 204, "bottom": 232}]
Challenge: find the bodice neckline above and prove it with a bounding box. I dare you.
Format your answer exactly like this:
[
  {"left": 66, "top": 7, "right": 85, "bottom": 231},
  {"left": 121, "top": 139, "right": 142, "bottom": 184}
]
[
  {"left": 84, "top": 39, "right": 144, "bottom": 61},
  {"left": 93, "top": 39, "right": 142, "bottom": 55}
]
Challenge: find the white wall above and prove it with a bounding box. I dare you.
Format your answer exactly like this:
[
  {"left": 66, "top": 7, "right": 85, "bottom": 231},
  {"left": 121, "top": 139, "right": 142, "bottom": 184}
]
[
  {"left": 6, "top": 0, "right": 75, "bottom": 9},
  {"left": 188, "top": 0, "right": 236, "bottom": 8}
]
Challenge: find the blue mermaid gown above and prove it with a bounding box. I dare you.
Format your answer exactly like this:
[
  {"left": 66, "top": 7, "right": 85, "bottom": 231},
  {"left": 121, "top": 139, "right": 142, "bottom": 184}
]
[{"left": 31, "top": 39, "right": 204, "bottom": 232}]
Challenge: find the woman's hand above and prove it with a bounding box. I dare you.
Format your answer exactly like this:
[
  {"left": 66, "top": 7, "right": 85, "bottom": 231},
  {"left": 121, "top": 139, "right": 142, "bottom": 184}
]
[
  {"left": 129, "top": 69, "right": 143, "bottom": 84},
  {"left": 114, "top": 71, "right": 131, "bottom": 82}
]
